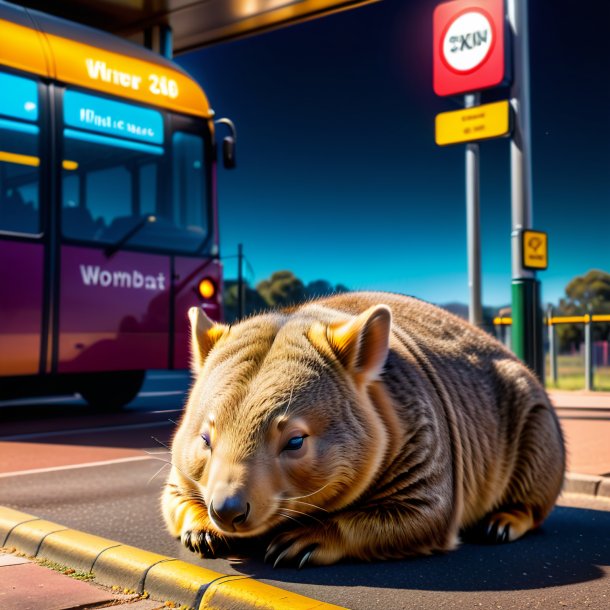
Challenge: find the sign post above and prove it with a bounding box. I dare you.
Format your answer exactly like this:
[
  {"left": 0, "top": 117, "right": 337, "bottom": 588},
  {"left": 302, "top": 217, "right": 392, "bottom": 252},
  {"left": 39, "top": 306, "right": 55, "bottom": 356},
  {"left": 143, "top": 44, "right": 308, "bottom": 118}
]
[
  {"left": 465, "top": 92, "right": 483, "bottom": 327},
  {"left": 434, "top": 0, "right": 545, "bottom": 378},
  {"left": 507, "top": 0, "right": 543, "bottom": 379},
  {"left": 433, "top": 0, "right": 507, "bottom": 328}
]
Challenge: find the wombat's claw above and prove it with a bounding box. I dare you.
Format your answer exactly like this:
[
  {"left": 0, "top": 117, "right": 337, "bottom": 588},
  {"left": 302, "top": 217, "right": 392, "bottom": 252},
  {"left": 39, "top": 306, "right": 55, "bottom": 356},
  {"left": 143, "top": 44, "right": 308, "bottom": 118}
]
[
  {"left": 486, "top": 520, "right": 510, "bottom": 543},
  {"left": 265, "top": 540, "right": 317, "bottom": 569},
  {"left": 182, "top": 530, "right": 218, "bottom": 558},
  {"left": 298, "top": 548, "right": 315, "bottom": 570}
]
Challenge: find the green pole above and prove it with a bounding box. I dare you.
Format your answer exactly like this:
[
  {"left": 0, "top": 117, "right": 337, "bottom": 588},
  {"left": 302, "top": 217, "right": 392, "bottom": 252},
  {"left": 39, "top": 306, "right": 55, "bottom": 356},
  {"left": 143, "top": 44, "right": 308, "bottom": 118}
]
[
  {"left": 508, "top": 0, "right": 544, "bottom": 380},
  {"left": 511, "top": 278, "right": 544, "bottom": 379}
]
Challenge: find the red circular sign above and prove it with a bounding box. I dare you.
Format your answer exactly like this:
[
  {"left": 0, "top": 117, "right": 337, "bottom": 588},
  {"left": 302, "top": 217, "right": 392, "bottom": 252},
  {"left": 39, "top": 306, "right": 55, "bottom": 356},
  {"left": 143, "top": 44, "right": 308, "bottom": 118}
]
[{"left": 433, "top": 0, "right": 506, "bottom": 96}]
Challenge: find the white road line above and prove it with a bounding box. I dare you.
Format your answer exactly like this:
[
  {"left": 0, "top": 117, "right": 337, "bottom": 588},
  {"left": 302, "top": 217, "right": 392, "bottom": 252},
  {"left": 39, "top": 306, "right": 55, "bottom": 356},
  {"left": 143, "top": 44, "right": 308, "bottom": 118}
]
[
  {"left": 0, "top": 420, "right": 175, "bottom": 442},
  {"left": 0, "top": 455, "right": 163, "bottom": 478}
]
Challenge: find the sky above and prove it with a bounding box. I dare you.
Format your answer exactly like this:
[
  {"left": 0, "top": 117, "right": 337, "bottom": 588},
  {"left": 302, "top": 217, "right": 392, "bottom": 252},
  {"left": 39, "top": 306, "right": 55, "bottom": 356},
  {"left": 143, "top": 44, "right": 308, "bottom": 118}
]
[{"left": 177, "top": 0, "right": 610, "bottom": 308}]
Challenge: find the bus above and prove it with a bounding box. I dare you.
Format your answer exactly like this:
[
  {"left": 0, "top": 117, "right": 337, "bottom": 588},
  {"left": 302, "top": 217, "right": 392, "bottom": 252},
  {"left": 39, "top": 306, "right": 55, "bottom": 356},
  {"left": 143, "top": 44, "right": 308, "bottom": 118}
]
[{"left": 0, "top": 1, "right": 233, "bottom": 409}]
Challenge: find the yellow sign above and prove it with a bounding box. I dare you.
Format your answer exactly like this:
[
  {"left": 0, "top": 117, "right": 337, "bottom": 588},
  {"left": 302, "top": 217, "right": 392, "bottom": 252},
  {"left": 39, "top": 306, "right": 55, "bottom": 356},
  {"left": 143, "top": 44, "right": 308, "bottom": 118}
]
[
  {"left": 522, "top": 230, "right": 548, "bottom": 270},
  {"left": 435, "top": 100, "right": 511, "bottom": 146}
]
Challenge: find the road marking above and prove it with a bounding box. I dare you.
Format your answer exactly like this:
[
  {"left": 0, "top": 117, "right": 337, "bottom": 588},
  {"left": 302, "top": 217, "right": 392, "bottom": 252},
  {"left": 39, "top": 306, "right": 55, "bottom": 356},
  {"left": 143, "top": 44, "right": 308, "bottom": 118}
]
[
  {"left": 0, "top": 420, "right": 175, "bottom": 442},
  {"left": 0, "top": 455, "right": 157, "bottom": 478}
]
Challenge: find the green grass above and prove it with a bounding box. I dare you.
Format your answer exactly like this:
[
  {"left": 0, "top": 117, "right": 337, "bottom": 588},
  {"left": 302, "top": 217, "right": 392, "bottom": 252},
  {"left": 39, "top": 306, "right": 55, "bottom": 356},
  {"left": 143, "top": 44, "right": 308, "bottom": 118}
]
[{"left": 545, "top": 354, "right": 610, "bottom": 391}]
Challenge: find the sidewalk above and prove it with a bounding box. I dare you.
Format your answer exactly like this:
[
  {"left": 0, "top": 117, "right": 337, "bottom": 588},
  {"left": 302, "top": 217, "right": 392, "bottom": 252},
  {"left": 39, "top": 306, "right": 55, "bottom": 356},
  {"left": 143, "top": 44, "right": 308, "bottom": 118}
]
[
  {"left": 548, "top": 389, "right": 610, "bottom": 498},
  {"left": 1, "top": 390, "right": 608, "bottom": 610}
]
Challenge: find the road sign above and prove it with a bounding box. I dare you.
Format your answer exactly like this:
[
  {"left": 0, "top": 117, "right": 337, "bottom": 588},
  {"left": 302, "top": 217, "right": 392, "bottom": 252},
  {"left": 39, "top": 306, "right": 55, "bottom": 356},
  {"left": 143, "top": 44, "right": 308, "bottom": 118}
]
[
  {"left": 435, "top": 100, "right": 511, "bottom": 145},
  {"left": 433, "top": 0, "right": 507, "bottom": 96},
  {"left": 522, "top": 230, "right": 548, "bottom": 270}
]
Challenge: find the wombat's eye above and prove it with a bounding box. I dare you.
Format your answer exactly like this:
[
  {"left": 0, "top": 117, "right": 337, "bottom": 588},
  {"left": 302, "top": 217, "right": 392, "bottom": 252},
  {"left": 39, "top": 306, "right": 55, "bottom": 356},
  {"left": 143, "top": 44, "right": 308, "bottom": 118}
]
[
  {"left": 283, "top": 436, "right": 306, "bottom": 451},
  {"left": 201, "top": 433, "right": 211, "bottom": 449}
]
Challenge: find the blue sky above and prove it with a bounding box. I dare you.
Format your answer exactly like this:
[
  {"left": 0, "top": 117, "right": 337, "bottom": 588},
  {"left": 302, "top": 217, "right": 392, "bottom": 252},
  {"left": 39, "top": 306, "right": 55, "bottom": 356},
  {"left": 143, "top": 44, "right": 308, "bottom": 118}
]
[{"left": 177, "top": 0, "right": 609, "bottom": 308}]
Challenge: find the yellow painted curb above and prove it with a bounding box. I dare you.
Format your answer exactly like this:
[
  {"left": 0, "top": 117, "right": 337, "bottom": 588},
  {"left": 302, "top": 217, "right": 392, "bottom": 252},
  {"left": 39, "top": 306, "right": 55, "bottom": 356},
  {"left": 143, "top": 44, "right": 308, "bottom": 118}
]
[
  {"left": 200, "top": 575, "right": 346, "bottom": 610},
  {"left": 145, "top": 559, "right": 225, "bottom": 604},
  {"left": 93, "top": 544, "right": 171, "bottom": 592},
  {"left": 40, "top": 529, "right": 120, "bottom": 572},
  {"left": 0, "top": 506, "right": 347, "bottom": 609},
  {"left": 0, "top": 506, "right": 39, "bottom": 545},
  {"left": 4, "top": 519, "right": 68, "bottom": 557}
]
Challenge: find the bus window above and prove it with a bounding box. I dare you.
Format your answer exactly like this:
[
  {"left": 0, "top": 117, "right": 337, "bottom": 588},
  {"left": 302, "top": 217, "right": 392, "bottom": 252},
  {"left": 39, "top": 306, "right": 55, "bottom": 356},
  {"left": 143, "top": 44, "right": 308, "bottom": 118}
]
[
  {"left": 172, "top": 132, "right": 206, "bottom": 233},
  {"left": 139, "top": 163, "right": 157, "bottom": 217},
  {"left": 0, "top": 72, "right": 40, "bottom": 235},
  {"left": 61, "top": 89, "right": 210, "bottom": 254}
]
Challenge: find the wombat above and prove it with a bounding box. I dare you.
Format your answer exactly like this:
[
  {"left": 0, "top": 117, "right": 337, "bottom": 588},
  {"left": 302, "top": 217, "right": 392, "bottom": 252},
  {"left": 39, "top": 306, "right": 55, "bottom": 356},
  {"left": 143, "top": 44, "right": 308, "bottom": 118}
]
[{"left": 162, "top": 292, "right": 565, "bottom": 567}]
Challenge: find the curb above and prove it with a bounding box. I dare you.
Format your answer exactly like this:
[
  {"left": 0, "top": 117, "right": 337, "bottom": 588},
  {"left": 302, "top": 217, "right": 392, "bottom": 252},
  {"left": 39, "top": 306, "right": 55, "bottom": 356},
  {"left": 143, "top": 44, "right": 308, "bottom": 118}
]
[
  {"left": 0, "top": 506, "right": 346, "bottom": 610},
  {"left": 563, "top": 472, "right": 610, "bottom": 499}
]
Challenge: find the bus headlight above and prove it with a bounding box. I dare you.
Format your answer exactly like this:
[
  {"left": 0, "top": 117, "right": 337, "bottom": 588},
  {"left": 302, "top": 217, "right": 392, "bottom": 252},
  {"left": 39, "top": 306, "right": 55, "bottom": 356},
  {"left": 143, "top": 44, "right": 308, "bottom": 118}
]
[{"left": 198, "top": 278, "right": 216, "bottom": 300}]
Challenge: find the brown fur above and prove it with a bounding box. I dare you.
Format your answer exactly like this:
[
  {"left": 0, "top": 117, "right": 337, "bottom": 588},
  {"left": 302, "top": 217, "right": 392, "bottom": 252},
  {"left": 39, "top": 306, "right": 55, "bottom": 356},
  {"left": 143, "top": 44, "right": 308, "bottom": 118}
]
[{"left": 162, "top": 292, "right": 565, "bottom": 566}]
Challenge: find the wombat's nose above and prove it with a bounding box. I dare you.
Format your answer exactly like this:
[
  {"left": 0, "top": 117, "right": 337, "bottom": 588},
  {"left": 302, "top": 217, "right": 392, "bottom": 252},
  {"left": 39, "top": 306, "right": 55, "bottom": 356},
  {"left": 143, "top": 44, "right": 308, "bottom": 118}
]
[{"left": 210, "top": 495, "right": 250, "bottom": 528}]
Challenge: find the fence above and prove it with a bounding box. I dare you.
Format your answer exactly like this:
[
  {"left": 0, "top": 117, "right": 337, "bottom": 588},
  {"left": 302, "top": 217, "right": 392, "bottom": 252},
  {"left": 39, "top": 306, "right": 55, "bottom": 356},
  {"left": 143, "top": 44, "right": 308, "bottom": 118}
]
[{"left": 494, "top": 313, "right": 610, "bottom": 391}]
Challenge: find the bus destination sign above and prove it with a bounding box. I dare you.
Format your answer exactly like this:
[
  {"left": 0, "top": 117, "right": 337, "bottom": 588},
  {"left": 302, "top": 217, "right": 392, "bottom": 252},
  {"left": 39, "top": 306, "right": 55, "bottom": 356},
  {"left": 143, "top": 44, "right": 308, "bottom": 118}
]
[
  {"left": 64, "top": 90, "right": 163, "bottom": 145},
  {"left": 433, "top": 0, "right": 506, "bottom": 96}
]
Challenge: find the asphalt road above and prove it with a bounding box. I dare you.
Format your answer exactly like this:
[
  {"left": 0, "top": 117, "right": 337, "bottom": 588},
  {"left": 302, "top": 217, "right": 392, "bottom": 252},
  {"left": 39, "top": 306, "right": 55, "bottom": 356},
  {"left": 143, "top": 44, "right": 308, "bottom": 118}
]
[{"left": 1, "top": 373, "right": 609, "bottom": 610}]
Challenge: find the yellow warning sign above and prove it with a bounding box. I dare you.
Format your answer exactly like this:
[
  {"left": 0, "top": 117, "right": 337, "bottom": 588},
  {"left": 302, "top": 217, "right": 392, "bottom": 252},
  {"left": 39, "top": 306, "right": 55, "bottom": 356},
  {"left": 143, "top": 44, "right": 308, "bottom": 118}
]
[
  {"left": 522, "top": 230, "right": 548, "bottom": 270},
  {"left": 435, "top": 100, "right": 511, "bottom": 146}
]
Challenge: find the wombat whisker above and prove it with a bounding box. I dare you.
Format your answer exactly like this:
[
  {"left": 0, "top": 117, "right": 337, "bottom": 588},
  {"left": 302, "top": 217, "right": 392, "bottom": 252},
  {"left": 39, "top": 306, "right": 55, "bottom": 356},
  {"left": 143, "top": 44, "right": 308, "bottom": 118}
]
[
  {"left": 151, "top": 436, "right": 172, "bottom": 450},
  {"left": 278, "top": 512, "right": 304, "bottom": 527},
  {"left": 147, "top": 462, "right": 170, "bottom": 486},
  {"left": 282, "top": 483, "right": 330, "bottom": 501},
  {"left": 279, "top": 507, "right": 325, "bottom": 526},
  {"left": 147, "top": 455, "right": 200, "bottom": 487},
  {"left": 143, "top": 449, "right": 170, "bottom": 456},
  {"left": 284, "top": 499, "right": 328, "bottom": 513}
]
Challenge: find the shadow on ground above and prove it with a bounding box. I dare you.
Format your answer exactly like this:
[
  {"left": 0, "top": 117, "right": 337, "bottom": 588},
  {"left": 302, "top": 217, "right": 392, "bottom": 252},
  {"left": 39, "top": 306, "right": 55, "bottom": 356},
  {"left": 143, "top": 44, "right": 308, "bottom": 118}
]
[{"left": 216, "top": 505, "right": 609, "bottom": 593}]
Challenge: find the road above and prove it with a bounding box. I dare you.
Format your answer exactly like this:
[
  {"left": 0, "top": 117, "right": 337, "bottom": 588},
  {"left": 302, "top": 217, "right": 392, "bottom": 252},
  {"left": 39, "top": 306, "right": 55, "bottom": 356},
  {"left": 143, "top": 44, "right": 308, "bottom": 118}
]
[{"left": 1, "top": 373, "right": 609, "bottom": 610}]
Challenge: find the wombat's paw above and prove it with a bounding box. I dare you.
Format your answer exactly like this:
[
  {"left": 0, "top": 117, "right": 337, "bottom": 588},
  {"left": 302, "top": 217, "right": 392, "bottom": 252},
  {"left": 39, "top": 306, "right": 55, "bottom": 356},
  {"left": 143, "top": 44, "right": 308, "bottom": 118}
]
[
  {"left": 479, "top": 505, "right": 535, "bottom": 544},
  {"left": 181, "top": 529, "right": 225, "bottom": 558},
  {"left": 264, "top": 526, "right": 342, "bottom": 568}
]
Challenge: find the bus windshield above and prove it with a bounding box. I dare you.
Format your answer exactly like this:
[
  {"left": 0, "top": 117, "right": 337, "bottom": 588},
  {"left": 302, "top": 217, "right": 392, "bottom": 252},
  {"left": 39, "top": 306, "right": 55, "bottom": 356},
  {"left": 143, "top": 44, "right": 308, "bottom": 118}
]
[{"left": 61, "top": 89, "right": 210, "bottom": 254}]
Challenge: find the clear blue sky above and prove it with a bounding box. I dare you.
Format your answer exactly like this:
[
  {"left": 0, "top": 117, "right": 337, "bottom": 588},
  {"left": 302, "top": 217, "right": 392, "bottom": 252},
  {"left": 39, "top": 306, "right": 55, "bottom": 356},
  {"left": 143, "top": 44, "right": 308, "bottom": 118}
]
[{"left": 177, "top": 0, "right": 609, "bottom": 308}]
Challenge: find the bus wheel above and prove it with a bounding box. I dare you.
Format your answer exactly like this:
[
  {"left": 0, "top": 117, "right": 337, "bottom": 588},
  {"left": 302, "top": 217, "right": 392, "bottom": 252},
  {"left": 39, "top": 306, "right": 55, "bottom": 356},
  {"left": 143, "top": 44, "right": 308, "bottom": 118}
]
[{"left": 78, "top": 371, "right": 145, "bottom": 411}]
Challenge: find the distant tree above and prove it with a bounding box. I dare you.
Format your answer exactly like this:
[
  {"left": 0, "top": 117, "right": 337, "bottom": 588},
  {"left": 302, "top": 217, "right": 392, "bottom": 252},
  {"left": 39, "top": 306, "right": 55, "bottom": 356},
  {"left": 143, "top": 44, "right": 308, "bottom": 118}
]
[
  {"left": 555, "top": 269, "right": 610, "bottom": 351},
  {"left": 256, "top": 271, "right": 307, "bottom": 308},
  {"left": 223, "top": 280, "right": 267, "bottom": 323}
]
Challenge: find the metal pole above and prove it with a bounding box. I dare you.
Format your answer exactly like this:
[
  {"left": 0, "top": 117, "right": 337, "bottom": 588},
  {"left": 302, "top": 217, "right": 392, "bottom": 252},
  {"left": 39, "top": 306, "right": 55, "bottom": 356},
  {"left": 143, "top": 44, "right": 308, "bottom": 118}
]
[
  {"left": 548, "top": 305, "right": 557, "bottom": 385},
  {"left": 507, "top": 0, "right": 543, "bottom": 378},
  {"left": 585, "top": 314, "right": 593, "bottom": 391},
  {"left": 465, "top": 93, "right": 483, "bottom": 328},
  {"left": 237, "top": 243, "right": 245, "bottom": 319}
]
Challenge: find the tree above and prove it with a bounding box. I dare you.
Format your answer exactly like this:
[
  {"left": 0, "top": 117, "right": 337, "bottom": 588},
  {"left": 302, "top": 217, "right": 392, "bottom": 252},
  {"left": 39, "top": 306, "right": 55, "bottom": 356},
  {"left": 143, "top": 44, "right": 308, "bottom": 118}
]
[
  {"left": 223, "top": 280, "right": 267, "bottom": 323},
  {"left": 256, "top": 271, "right": 307, "bottom": 308},
  {"left": 555, "top": 269, "right": 610, "bottom": 351}
]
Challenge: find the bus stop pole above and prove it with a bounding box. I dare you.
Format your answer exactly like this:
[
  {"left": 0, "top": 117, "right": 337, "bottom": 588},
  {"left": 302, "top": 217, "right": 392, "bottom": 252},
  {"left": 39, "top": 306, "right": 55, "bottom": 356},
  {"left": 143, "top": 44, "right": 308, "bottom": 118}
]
[
  {"left": 465, "top": 93, "right": 483, "bottom": 329},
  {"left": 507, "top": 0, "right": 543, "bottom": 378}
]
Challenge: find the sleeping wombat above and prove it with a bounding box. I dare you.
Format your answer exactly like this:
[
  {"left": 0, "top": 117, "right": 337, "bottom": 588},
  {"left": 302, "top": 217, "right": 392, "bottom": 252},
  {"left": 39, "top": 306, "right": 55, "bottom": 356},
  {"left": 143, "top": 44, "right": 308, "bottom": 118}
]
[{"left": 162, "top": 292, "right": 565, "bottom": 566}]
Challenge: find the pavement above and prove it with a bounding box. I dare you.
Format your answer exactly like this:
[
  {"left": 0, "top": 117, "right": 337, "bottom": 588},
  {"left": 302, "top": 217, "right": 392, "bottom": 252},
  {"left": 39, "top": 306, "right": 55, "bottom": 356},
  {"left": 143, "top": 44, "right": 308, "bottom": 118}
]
[{"left": 1, "top": 389, "right": 609, "bottom": 610}]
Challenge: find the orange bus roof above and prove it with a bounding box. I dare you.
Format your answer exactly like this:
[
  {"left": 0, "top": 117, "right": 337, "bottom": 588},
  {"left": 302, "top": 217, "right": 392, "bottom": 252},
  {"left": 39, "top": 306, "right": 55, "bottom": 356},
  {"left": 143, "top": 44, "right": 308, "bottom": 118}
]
[{"left": 0, "top": 1, "right": 211, "bottom": 118}]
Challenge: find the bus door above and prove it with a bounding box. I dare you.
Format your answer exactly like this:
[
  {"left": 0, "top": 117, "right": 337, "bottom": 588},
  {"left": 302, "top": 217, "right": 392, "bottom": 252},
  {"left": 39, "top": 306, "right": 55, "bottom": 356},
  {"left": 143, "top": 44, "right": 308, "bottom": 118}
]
[
  {"left": 0, "top": 71, "right": 45, "bottom": 376},
  {"left": 56, "top": 89, "right": 171, "bottom": 373},
  {"left": 169, "top": 114, "right": 223, "bottom": 369}
]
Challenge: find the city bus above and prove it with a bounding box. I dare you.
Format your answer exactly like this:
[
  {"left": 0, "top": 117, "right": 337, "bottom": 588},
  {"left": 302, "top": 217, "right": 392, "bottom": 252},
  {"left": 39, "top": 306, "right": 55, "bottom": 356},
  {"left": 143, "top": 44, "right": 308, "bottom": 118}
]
[{"left": 0, "top": 1, "right": 231, "bottom": 409}]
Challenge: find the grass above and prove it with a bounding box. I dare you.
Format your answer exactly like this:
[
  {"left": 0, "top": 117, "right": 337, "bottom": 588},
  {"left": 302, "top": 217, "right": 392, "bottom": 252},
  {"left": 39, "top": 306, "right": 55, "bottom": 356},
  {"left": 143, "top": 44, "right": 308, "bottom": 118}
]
[{"left": 545, "top": 354, "right": 610, "bottom": 391}]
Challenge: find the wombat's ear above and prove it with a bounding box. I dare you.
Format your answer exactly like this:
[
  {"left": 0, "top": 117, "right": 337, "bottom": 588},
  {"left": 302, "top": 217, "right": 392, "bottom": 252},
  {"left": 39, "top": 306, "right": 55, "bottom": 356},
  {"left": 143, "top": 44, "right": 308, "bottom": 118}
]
[
  {"left": 188, "top": 307, "right": 229, "bottom": 373},
  {"left": 327, "top": 305, "right": 391, "bottom": 382}
]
